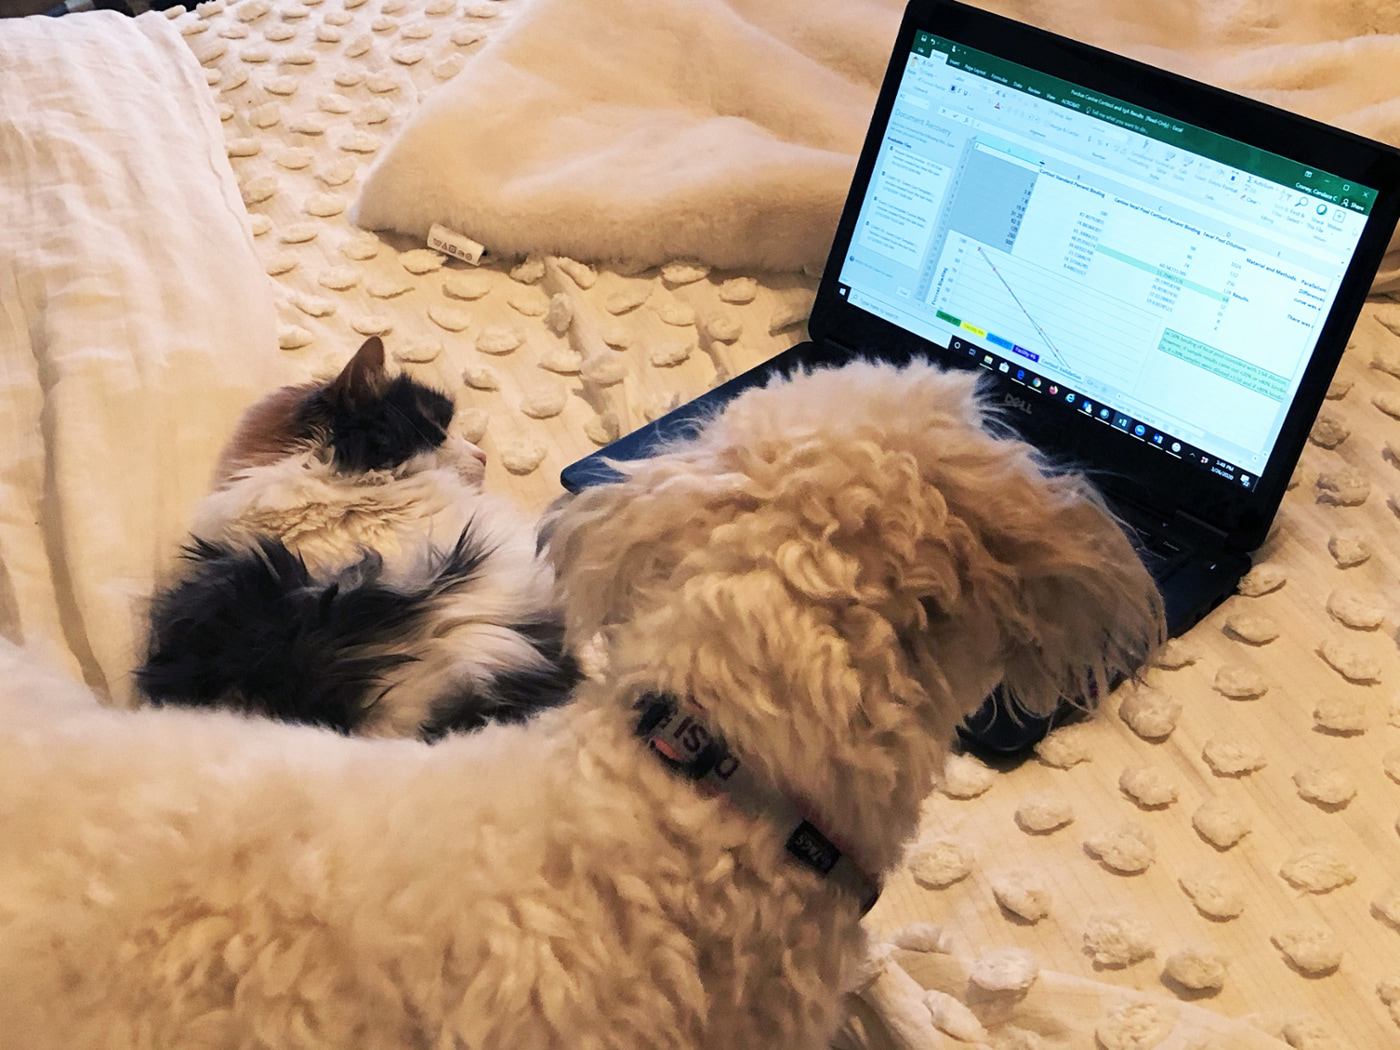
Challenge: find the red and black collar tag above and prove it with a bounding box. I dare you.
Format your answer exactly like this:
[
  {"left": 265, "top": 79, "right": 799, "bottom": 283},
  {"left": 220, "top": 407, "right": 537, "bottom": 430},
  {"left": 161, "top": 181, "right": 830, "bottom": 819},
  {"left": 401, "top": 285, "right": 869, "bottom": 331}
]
[{"left": 634, "top": 693, "right": 881, "bottom": 916}]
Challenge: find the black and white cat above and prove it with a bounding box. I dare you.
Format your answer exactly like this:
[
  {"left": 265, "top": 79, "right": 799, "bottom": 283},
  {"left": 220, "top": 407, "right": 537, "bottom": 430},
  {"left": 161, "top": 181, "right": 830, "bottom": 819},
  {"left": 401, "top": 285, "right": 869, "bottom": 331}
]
[{"left": 137, "top": 337, "right": 579, "bottom": 740}]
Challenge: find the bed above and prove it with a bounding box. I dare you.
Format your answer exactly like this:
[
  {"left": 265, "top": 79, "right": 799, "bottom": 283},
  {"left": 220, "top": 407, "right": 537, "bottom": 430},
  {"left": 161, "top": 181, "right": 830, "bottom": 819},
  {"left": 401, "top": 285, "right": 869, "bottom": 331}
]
[{"left": 1, "top": 0, "right": 1398, "bottom": 1046}]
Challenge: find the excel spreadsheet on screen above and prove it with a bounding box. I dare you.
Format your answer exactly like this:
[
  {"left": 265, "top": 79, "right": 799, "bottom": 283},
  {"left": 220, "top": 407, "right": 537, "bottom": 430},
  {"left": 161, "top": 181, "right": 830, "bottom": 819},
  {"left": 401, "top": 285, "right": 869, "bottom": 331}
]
[{"left": 837, "top": 32, "right": 1375, "bottom": 490}]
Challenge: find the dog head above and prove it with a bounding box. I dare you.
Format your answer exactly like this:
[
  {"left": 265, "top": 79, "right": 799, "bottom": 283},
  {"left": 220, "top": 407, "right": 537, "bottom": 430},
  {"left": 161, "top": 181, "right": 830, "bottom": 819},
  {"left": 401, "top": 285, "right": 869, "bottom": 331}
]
[{"left": 546, "top": 361, "right": 1163, "bottom": 858}]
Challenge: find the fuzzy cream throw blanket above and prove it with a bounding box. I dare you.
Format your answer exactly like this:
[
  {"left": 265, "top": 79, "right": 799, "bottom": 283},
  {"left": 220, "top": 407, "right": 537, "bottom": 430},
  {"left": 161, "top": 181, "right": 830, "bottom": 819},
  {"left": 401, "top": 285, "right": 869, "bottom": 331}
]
[
  {"left": 350, "top": 0, "right": 905, "bottom": 272},
  {"left": 352, "top": 0, "right": 1400, "bottom": 278}
]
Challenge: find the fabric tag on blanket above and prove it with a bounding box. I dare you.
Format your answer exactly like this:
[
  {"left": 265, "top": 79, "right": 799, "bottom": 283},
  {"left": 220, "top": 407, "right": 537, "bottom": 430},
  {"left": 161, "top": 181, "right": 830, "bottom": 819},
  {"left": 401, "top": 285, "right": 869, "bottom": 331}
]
[{"left": 428, "top": 223, "right": 485, "bottom": 265}]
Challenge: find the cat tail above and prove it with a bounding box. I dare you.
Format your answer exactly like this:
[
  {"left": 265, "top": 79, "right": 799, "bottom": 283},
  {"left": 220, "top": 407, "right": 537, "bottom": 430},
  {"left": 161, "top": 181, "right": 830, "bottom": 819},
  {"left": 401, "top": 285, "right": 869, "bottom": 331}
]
[
  {"left": 137, "top": 536, "right": 425, "bottom": 733},
  {"left": 412, "top": 524, "right": 582, "bottom": 740},
  {"left": 138, "top": 529, "right": 581, "bottom": 738}
]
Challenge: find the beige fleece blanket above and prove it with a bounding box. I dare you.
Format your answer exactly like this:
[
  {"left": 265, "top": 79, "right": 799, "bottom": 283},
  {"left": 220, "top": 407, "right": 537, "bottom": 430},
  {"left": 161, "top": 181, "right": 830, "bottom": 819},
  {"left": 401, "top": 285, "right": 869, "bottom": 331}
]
[
  {"left": 353, "top": 0, "right": 1400, "bottom": 282},
  {"left": 351, "top": 0, "right": 905, "bottom": 271}
]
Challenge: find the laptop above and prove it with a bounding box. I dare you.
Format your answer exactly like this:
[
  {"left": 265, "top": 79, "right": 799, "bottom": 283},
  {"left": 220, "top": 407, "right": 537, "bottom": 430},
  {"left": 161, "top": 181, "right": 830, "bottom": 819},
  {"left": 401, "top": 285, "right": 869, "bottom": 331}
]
[{"left": 561, "top": 0, "right": 1400, "bottom": 751}]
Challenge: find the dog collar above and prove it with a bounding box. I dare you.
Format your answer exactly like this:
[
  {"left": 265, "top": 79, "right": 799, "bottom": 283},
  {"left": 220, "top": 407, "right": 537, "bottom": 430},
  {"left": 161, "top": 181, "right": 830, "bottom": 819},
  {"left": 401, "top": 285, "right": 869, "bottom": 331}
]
[{"left": 634, "top": 692, "right": 881, "bottom": 916}]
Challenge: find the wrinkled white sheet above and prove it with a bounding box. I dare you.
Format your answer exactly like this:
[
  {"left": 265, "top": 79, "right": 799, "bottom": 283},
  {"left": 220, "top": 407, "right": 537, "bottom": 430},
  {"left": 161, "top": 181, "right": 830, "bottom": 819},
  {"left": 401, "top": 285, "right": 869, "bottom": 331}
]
[
  {"left": 354, "top": 0, "right": 1400, "bottom": 281},
  {"left": 0, "top": 11, "right": 279, "bottom": 705}
]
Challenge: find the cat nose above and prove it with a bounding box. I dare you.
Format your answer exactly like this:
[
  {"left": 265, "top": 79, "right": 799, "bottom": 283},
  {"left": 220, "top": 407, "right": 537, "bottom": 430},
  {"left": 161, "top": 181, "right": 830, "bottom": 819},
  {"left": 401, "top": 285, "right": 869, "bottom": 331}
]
[{"left": 446, "top": 434, "right": 488, "bottom": 476}]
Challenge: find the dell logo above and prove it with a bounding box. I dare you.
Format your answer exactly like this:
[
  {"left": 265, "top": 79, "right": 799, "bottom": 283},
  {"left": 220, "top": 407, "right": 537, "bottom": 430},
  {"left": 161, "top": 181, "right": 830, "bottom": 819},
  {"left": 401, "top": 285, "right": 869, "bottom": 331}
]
[{"left": 1002, "top": 393, "right": 1033, "bottom": 415}]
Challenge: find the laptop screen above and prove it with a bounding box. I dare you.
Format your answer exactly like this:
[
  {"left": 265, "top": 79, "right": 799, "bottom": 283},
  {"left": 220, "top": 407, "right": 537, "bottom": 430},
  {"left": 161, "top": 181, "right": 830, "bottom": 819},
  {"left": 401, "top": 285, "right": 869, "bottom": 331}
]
[{"left": 835, "top": 30, "right": 1377, "bottom": 496}]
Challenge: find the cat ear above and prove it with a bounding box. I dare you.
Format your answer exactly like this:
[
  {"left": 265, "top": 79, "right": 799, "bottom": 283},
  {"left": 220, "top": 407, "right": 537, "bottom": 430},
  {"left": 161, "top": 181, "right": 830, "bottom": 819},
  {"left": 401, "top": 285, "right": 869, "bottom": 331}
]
[{"left": 327, "top": 336, "right": 387, "bottom": 408}]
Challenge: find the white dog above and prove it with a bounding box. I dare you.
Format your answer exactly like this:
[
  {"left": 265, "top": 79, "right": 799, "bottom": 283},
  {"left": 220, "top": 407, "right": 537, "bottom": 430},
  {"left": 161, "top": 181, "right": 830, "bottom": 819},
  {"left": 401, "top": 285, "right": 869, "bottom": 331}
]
[{"left": 0, "top": 360, "right": 1162, "bottom": 1050}]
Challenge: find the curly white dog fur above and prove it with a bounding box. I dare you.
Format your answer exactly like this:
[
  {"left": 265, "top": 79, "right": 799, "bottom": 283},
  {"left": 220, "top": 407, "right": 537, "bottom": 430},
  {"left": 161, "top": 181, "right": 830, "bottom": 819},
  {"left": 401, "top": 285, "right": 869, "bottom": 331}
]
[{"left": 0, "top": 361, "right": 1161, "bottom": 1049}]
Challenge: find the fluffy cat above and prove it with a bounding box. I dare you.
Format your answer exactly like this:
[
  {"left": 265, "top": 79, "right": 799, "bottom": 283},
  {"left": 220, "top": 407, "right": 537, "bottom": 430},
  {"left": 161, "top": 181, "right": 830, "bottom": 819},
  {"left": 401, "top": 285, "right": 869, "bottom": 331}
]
[{"left": 137, "top": 337, "right": 579, "bottom": 739}]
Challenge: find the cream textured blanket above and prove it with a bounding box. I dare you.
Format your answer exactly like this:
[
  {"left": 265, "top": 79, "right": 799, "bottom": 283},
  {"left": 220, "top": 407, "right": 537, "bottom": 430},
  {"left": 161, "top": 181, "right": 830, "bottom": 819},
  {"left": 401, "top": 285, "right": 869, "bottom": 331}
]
[{"left": 354, "top": 0, "right": 1400, "bottom": 280}]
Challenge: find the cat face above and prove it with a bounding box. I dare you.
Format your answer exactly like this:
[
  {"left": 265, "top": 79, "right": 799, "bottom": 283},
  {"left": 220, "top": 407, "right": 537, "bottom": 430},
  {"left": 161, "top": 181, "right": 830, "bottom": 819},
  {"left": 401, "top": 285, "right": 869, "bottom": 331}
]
[{"left": 215, "top": 337, "right": 486, "bottom": 485}]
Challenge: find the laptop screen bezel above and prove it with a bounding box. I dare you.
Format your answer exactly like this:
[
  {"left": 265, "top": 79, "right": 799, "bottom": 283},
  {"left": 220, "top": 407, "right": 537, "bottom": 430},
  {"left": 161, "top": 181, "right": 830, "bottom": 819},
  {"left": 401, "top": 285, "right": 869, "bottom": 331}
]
[{"left": 810, "top": 0, "right": 1400, "bottom": 551}]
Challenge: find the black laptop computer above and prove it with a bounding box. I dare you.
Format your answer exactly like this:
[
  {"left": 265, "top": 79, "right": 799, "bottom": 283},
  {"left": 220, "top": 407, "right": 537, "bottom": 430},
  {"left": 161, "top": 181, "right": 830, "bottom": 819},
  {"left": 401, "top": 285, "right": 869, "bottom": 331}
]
[{"left": 561, "top": 0, "right": 1400, "bottom": 750}]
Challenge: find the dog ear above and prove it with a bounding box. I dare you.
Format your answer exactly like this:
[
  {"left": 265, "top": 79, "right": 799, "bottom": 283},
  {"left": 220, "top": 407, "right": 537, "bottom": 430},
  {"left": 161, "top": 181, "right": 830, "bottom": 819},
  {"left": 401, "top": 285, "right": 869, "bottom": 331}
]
[
  {"left": 916, "top": 464, "right": 1165, "bottom": 718},
  {"left": 718, "top": 428, "right": 1160, "bottom": 721}
]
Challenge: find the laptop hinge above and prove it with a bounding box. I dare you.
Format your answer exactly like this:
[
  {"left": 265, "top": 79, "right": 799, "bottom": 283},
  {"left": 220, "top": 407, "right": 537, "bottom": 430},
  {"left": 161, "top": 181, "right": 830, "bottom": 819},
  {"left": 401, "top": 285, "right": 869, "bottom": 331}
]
[
  {"left": 819, "top": 336, "right": 857, "bottom": 357},
  {"left": 1172, "top": 508, "right": 1230, "bottom": 545}
]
